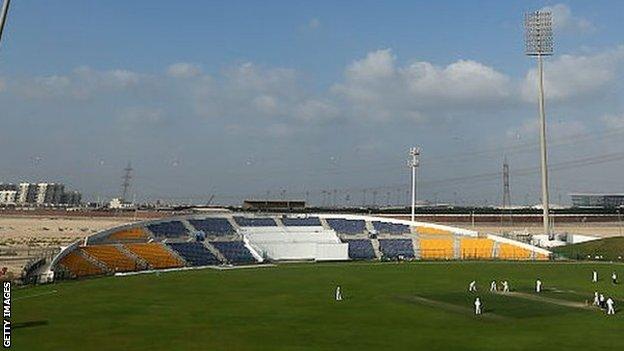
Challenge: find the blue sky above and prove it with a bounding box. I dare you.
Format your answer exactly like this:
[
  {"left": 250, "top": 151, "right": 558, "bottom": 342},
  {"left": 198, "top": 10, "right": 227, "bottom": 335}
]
[{"left": 1, "top": 1, "right": 623, "bottom": 205}]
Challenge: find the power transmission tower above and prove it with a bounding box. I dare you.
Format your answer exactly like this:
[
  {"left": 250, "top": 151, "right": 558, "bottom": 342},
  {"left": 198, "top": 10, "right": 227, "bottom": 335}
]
[
  {"left": 501, "top": 157, "right": 513, "bottom": 228},
  {"left": 120, "top": 162, "right": 133, "bottom": 203}
]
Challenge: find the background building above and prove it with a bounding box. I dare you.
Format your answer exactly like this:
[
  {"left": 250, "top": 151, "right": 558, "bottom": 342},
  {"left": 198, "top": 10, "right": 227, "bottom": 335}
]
[
  {"left": 570, "top": 193, "right": 624, "bottom": 208},
  {"left": 1, "top": 182, "right": 81, "bottom": 207}
]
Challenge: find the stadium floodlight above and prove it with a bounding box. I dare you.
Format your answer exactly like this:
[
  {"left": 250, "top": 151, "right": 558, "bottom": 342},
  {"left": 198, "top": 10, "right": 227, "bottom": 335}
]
[
  {"left": 409, "top": 147, "right": 420, "bottom": 222},
  {"left": 0, "top": 0, "right": 10, "bottom": 49},
  {"left": 524, "top": 10, "right": 553, "bottom": 239}
]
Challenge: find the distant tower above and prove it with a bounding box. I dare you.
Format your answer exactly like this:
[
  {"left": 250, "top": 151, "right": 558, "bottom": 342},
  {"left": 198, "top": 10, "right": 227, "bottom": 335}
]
[
  {"left": 501, "top": 157, "right": 513, "bottom": 228},
  {"left": 120, "top": 162, "right": 133, "bottom": 202}
]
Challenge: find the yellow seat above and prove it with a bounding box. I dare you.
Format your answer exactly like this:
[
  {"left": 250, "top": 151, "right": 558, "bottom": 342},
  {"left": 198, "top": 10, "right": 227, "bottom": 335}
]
[
  {"left": 460, "top": 238, "right": 494, "bottom": 259},
  {"left": 417, "top": 227, "right": 452, "bottom": 235},
  {"left": 82, "top": 245, "right": 138, "bottom": 272},
  {"left": 108, "top": 227, "right": 148, "bottom": 241},
  {"left": 58, "top": 251, "right": 104, "bottom": 277},
  {"left": 419, "top": 238, "right": 454, "bottom": 259},
  {"left": 124, "top": 243, "right": 183, "bottom": 269},
  {"left": 497, "top": 243, "right": 532, "bottom": 260}
]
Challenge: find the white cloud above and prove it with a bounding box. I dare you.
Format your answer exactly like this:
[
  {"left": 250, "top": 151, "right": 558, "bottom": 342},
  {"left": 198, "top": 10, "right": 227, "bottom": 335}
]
[
  {"left": 506, "top": 118, "right": 588, "bottom": 142},
  {"left": 118, "top": 106, "right": 166, "bottom": 126},
  {"left": 602, "top": 113, "right": 624, "bottom": 129},
  {"left": 521, "top": 46, "right": 624, "bottom": 102},
  {"left": 541, "top": 4, "right": 594, "bottom": 33},
  {"left": 167, "top": 62, "right": 202, "bottom": 78},
  {"left": 308, "top": 18, "right": 321, "bottom": 30},
  {"left": 333, "top": 49, "right": 512, "bottom": 121}
]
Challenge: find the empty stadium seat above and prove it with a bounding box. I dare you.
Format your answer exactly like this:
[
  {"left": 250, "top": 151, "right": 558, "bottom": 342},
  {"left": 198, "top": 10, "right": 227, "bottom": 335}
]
[
  {"left": 417, "top": 227, "right": 452, "bottom": 235},
  {"left": 167, "top": 242, "right": 220, "bottom": 266},
  {"left": 344, "top": 239, "right": 376, "bottom": 259},
  {"left": 82, "top": 245, "right": 138, "bottom": 272},
  {"left": 58, "top": 251, "right": 104, "bottom": 277},
  {"left": 459, "top": 238, "right": 494, "bottom": 259},
  {"left": 125, "top": 243, "right": 184, "bottom": 269},
  {"left": 419, "top": 238, "right": 454, "bottom": 260},
  {"left": 188, "top": 218, "right": 236, "bottom": 236},
  {"left": 146, "top": 221, "right": 189, "bottom": 238},
  {"left": 210, "top": 241, "right": 256, "bottom": 264},
  {"left": 326, "top": 219, "right": 367, "bottom": 235},
  {"left": 108, "top": 227, "right": 148, "bottom": 241},
  {"left": 497, "top": 243, "right": 532, "bottom": 260},
  {"left": 281, "top": 217, "right": 322, "bottom": 226},
  {"left": 378, "top": 239, "right": 415, "bottom": 259},
  {"left": 372, "top": 221, "right": 410, "bottom": 234},
  {"left": 233, "top": 217, "right": 277, "bottom": 227}
]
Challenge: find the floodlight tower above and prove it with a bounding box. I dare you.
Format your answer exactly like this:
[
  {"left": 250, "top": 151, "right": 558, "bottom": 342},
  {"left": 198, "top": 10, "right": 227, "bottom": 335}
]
[
  {"left": 524, "top": 11, "right": 553, "bottom": 239},
  {"left": 0, "top": 0, "right": 11, "bottom": 49},
  {"left": 409, "top": 147, "right": 420, "bottom": 222}
]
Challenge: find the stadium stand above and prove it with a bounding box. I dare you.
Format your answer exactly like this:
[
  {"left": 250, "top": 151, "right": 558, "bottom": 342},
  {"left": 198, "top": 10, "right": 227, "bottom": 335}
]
[
  {"left": 81, "top": 245, "right": 138, "bottom": 272},
  {"left": 210, "top": 241, "right": 256, "bottom": 264},
  {"left": 167, "top": 242, "right": 220, "bottom": 266},
  {"left": 417, "top": 227, "right": 452, "bottom": 235},
  {"left": 188, "top": 218, "right": 236, "bottom": 236},
  {"left": 125, "top": 243, "right": 183, "bottom": 269},
  {"left": 108, "top": 227, "right": 148, "bottom": 241},
  {"left": 146, "top": 221, "right": 189, "bottom": 238},
  {"left": 281, "top": 217, "right": 322, "bottom": 226},
  {"left": 326, "top": 219, "right": 367, "bottom": 235},
  {"left": 234, "top": 216, "right": 277, "bottom": 227},
  {"left": 344, "top": 239, "right": 376, "bottom": 259},
  {"left": 372, "top": 221, "right": 410, "bottom": 234},
  {"left": 419, "top": 238, "right": 454, "bottom": 260},
  {"left": 459, "top": 238, "right": 494, "bottom": 259},
  {"left": 378, "top": 239, "right": 415, "bottom": 259},
  {"left": 58, "top": 251, "right": 104, "bottom": 277},
  {"left": 497, "top": 243, "right": 532, "bottom": 260}
]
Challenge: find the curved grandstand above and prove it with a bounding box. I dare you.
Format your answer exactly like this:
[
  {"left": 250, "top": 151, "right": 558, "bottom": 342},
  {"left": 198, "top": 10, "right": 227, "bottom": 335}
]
[{"left": 36, "top": 213, "right": 550, "bottom": 282}]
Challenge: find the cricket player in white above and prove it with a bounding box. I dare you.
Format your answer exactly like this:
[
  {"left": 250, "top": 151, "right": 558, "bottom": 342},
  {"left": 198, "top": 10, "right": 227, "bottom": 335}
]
[
  {"left": 502, "top": 281, "right": 509, "bottom": 293},
  {"left": 606, "top": 297, "right": 615, "bottom": 315},
  {"left": 612, "top": 272, "right": 618, "bottom": 284},
  {"left": 335, "top": 286, "right": 342, "bottom": 301},
  {"left": 474, "top": 297, "right": 482, "bottom": 315},
  {"left": 593, "top": 292, "right": 600, "bottom": 306},
  {"left": 490, "top": 281, "right": 497, "bottom": 292},
  {"left": 592, "top": 271, "right": 598, "bottom": 283},
  {"left": 536, "top": 279, "right": 542, "bottom": 293},
  {"left": 468, "top": 280, "right": 477, "bottom": 292}
]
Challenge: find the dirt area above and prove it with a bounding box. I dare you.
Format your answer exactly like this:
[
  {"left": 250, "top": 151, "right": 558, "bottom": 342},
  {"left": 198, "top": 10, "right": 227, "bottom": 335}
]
[{"left": 0, "top": 215, "right": 136, "bottom": 276}]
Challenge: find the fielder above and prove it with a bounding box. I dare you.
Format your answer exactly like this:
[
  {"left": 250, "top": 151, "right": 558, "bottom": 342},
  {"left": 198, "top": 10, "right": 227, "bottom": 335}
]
[
  {"left": 502, "top": 281, "right": 510, "bottom": 293},
  {"left": 599, "top": 294, "right": 606, "bottom": 309},
  {"left": 593, "top": 291, "right": 600, "bottom": 306},
  {"left": 489, "top": 280, "right": 497, "bottom": 292},
  {"left": 612, "top": 272, "right": 618, "bottom": 285},
  {"left": 474, "top": 297, "right": 482, "bottom": 315},
  {"left": 592, "top": 270, "right": 598, "bottom": 283},
  {"left": 606, "top": 297, "right": 616, "bottom": 315},
  {"left": 335, "top": 286, "right": 342, "bottom": 301},
  {"left": 536, "top": 279, "right": 542, "bottom": 293},
  {"left": 468, "top": 280, "right": 477, "bottom": 292}
]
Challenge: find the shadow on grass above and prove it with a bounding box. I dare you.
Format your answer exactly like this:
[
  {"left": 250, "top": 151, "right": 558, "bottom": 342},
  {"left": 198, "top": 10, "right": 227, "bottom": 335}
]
[{"left": 13, "top": 320, "right": 49, "bottom": 329}]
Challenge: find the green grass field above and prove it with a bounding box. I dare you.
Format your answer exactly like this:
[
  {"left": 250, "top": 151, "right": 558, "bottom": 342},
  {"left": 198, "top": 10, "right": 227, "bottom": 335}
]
[
  {"left": 13, "top": 261, "right": 624, "bottom": 351},
  {"left": 552, "top": 237, "right": 624, "bottom": 261}
]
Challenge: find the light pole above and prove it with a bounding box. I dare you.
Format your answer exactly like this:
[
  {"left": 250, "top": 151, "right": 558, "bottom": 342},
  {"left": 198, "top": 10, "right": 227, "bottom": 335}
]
[
  {"left": 0, "top": 0, "right": 10, "bottom": 49},
  {"left": 409, "top": 147, "right": 420, "bottom": 222},
  {"left": 525, "top": 11, "right": 553, "bottom": 239}
]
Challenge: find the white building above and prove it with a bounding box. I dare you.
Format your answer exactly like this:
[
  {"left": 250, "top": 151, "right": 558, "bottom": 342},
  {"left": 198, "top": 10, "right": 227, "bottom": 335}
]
[{"left": 0, "top": 190, "right": 17, "bottom": 205}]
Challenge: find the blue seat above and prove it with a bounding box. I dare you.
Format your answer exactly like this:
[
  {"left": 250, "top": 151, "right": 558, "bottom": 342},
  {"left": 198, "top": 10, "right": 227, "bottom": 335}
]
[
  {"left": 167, "top": 242, "right": 220, "bottom": 266},
  {"left": 378, "top": 239, "right": 415, "bottom": 259},
  {"left": 146, "top": 221, "right": 189, "bottom": 238},
  {"left": 281, "top": 217, "right": 322, "bottom": 226},
  {"left": 188, "top": 218, "right": 236, "bottom": 236},
  {"left": 372, "top": 221, "right": 410, "bottom": 235},
  {"left": 233, "top": 217, "right": 277, "bottom": 227},
  {"left": 344, "top": 239, "right": 375, "bottom": 259},
  {"left": 326, "top": 219, "right": 366, "bottom": 234},
  {"left": 210, "top": 241, "right": 256, "bottom": 264}
]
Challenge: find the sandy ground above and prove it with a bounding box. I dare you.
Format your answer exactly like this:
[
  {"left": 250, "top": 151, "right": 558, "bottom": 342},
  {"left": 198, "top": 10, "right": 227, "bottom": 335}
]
[{"left": 0, "top": 216, "right": 135, "bottom": 276}]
